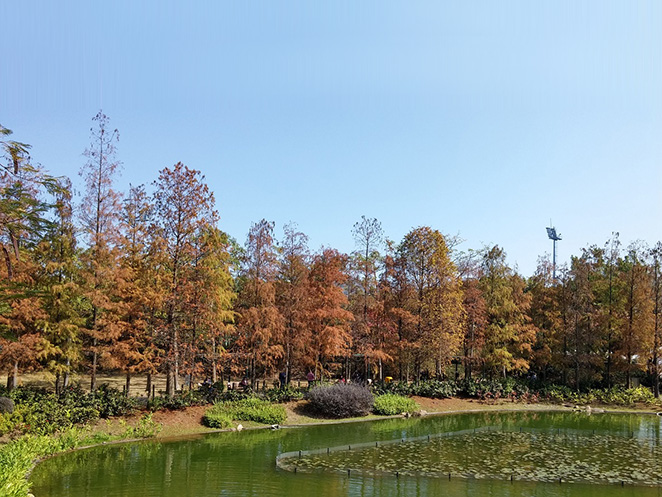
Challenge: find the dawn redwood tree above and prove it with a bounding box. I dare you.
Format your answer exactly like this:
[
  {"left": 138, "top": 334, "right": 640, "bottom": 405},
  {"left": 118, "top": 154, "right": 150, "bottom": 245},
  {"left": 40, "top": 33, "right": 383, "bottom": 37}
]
[
  {"left": 153, "top": 163, "right": 217, "bottom": 396},
  {"left": 380, "top": 241, "right": 415, "bottom": 380},
  {"left": 479, "top": 245, "right": 536, "bottom": 377},
  {"left": 235, "top": 219, "right": 284, "bottom": 387},
  {"left": 398, "top": 227, "right": 465, "bottom": 379},
  {"left": 601, "top": 234, "right": 623, "bottom": 388},
  {"left": 0, "top": 253, "right": 45, "bottom": 390},
  {"left": 78, "top": 111, "right": 122, "bottom": 391},
  {"left": 351, "top": 216, "right": 383, "bottom": 322},
  {"left": 551, "top": 265, "right": 574, "bottom": 385},
  {"left": 527, "top": 256, "right": 564, "bottom": 381},
  {"left": 617, "top": 243, "right": 653, "bottom": 388},
  {"left": 35, "top": 178, "right": 84, "bottom": 393},
  {"left": 275, "top": 223, "right": 310, "bottom": 383},
  {"left": 349, "top": 216, "right": 386, "bottom": 380},
  {"left": 305, "top": 248, "right": 353, "bottom": 380},
  {"left": 110, "top": 185, "right": 161, "bottom": 395},
  {"left": 461, "top": 276, "right": 487, "bottom": 381},
  {"left": 650, "top": 242, "right": 662, "bottom": 397},
  {"left": 566, "top": 251, "right": 604, "bottom": 390},
  {"left": 181, "top": 226, "right": 236, "bottom": 386}
]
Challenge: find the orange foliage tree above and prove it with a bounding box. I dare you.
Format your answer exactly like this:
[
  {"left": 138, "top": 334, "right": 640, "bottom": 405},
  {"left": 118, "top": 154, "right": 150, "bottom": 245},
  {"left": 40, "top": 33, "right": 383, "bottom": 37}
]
[
  {"left": 153, "top": 163, "right": 218, "bottom": 396},
  {"left": 305, "top": 248, "right": 354, "bottom": 381},
  {"left": 234, "top": 220, "right": 284, "bottom": 387}
]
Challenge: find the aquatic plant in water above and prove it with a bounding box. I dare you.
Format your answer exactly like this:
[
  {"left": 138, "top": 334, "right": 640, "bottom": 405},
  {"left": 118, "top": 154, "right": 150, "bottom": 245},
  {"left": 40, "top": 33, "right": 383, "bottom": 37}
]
[{"left": 279, "top": 428, "right": 662, "bottom": 486}]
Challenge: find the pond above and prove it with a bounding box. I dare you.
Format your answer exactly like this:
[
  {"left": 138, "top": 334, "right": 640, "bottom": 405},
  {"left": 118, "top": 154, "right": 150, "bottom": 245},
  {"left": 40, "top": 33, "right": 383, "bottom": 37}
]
[{"left": 30, "top": 411, "right": 662, "bottom": 497}]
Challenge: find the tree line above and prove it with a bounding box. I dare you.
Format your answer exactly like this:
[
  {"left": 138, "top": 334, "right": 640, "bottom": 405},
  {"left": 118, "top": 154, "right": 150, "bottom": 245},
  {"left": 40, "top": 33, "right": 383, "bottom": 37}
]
[{"left": 1, "top": 114, "right": 660, "bottom": 397}]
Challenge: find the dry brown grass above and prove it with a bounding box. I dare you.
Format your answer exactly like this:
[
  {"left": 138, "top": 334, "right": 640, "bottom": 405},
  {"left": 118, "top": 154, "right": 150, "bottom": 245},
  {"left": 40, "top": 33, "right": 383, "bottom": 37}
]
[{"left": 9, "top": 371, "right": 172, "bottom": 397}]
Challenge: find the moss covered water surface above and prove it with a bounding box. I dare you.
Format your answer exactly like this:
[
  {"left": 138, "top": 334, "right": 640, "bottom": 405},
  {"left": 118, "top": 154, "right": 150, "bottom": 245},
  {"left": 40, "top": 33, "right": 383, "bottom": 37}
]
[{"left": 30, "top": 411, "right": 662, "bottom": 497}]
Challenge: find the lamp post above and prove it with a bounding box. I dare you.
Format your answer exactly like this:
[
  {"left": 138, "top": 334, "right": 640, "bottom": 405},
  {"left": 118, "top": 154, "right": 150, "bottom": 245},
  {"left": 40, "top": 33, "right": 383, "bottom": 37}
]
[{"left": 546, "top": 225, "right": 562, "bottom": 281}]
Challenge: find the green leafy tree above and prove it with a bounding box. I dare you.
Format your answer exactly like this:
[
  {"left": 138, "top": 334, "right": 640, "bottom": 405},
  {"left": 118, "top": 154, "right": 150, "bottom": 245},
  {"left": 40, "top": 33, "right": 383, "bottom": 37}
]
[
  {"left": 34, "top": 178, "right": 84, "bottom": 393},
  {"left": 398, "top": 227, "right": 465, "bottom": 379},
  {"left": 0, "top": 125, "right": 60, "bottom": 389},
  {"left": 181, "top": 226, "right": 236, "bottom": 386},
  {"left": 479, "top": 246, "right": 535, "bottom": 377}
]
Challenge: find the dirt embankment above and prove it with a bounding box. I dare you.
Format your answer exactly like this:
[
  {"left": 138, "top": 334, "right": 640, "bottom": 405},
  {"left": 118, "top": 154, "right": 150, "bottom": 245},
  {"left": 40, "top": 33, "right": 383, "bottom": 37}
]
[{"left": 119, "top": 396, "right": 568, "bottom": 439}]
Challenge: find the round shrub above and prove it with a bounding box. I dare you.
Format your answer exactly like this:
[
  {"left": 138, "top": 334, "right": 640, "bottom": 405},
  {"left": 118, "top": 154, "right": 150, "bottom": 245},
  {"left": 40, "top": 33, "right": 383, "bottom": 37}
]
[
  {"left": 202, "top": 410, "right": 234, "bottom": 429},
  {"left": 373, "top": 394, "right": 419, "bottom": 416},
  {"left": 0, "top": 397, "right": 14, "bottom": 414},
  {"left": 306, "top": 383, "right": 374, "bottom": 418},
  {"left": 261, "top": 385, "right": 304, "bottom": 403},
  {"left": 203, "top": 397, "right": 286, "bottom": 427}
]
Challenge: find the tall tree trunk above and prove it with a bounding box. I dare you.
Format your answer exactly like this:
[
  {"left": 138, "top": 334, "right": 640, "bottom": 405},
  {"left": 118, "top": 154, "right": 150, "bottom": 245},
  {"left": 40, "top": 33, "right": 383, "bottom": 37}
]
[
  {"left": 90, "top": 344, "right": 98, "bottom": 391},
  {"left": 606, "top": 262, "right": 614, "bottom": 388},
  {"left": 1, "top": 244, "right": 13, "bottom": 280},
  {"left": 173, "top": 326, "right": 179, "bottom": 392},
  {"left": 211, "top": 337, "right": 218, "bottom": 383},
  {"left": 166, "top": 365, "right": 175, "bottom": 397},
  {"left": 654, "top": 260, "right": 661, "bottom": 398},
  {"left": 90, "top": 307, "right": 98, "bottom": 391},
  {"left": 654, "top": 350, "right": 660, "bottom": 398},
  {"left": 63, "top": 357, "right": 71, "bottom": 389},
  {"left": 125, "top": 372, "right": 131, "bottom": 397},
  {"left": 6, "top": 360, "right": 18, "bottom": 390},
  {"left": 285, "top": 339, "right": 291, "bottom": 384}
]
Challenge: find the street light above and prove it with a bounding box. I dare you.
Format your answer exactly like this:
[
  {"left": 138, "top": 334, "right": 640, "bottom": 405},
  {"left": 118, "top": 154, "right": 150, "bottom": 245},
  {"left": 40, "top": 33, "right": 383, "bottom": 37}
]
[{"left": 546, "top": 225, "right": 562, "bottom": 281}]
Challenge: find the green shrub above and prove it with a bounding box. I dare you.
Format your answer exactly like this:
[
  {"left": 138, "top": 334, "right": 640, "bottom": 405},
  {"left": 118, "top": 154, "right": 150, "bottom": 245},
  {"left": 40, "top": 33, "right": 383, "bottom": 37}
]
[
  {"left": 1, "top": 384, "right": 140, "bottom": 435},
  {"left": 92, "top": 384, "right": 137, "bottom": 417},
  {"left": 0, "top": 410, "right": 23, "bottom": 436},
  {"left": 306, "top": 383, "right": 374, "bottom": 418},
  {"left": 202, "top": 410, "right": 233, "bottom": 428},
  {"left": 261, "top": 385, "right": 304, "bottom": 403},
  {"left": 203, "top": 397, "right": 286, "bottom": 427},
  {"left": 411, "top": 380, "right": 458, "bottom": 399},
  {"left": 537, "top": 385, "right": 660, "bottom": 407},
  {"left": 218, "top": 389, "right": 252, "bottom": 402},
  {"left": 373, "top": 394, "right": 419, "bottom": 415},
  {"left": 0, "top": 427, "right": 109, "bottom": 497},
  {"left": 227, "top": 397, "right": 286, "bottom": 424},
  {"left": 0, "top": 410, "right": 163, "bottom": 497},
  {"left": 373, "top": 381, "right": 412, "bottom": 397},
  {"left": 147, "top": 389, "right": 206, "bottom": 412},
  {"left": 120, "top": 413, "right": 162, "bottom": 438},
  {"left": 197, "top": 381, "right": 225, "bottom": 403},
  {"left": 459, "top": 378, "right": 531, "bottom": 401},
  {"left": 373, "top": 379, "right": 458, "bottom": 399}
]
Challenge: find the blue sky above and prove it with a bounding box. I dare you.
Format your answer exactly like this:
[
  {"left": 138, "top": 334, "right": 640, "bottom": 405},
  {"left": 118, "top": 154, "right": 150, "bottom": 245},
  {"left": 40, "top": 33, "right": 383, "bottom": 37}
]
[{"left": 2, "top": 1, "right": 661, "bottom": 275}]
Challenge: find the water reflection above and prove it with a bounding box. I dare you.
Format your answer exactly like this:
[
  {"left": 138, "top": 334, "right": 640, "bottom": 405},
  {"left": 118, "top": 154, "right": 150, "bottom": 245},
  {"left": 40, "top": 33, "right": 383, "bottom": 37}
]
[{"left": 29, "top": 411, "right": 662, "bottom": 497}]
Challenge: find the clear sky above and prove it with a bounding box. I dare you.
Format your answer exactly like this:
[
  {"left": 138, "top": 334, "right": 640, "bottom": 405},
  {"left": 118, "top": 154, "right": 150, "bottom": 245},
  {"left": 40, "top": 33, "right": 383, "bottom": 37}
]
[{"left": 2, "top": 1, "right": 661, "bottom": 276}]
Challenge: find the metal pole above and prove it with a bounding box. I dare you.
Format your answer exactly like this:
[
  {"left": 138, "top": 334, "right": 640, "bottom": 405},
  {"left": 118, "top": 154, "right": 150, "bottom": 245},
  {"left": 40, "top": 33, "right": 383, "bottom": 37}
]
[{"left": 553, "top": 238, "right": 557, "bottom": 281}]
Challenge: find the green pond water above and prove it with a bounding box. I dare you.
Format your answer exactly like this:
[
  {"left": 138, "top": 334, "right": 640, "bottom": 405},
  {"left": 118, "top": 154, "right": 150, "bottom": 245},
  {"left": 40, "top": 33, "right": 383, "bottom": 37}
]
[{"left": 30, "top": 410, "right": 662, "bottom": 497}]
